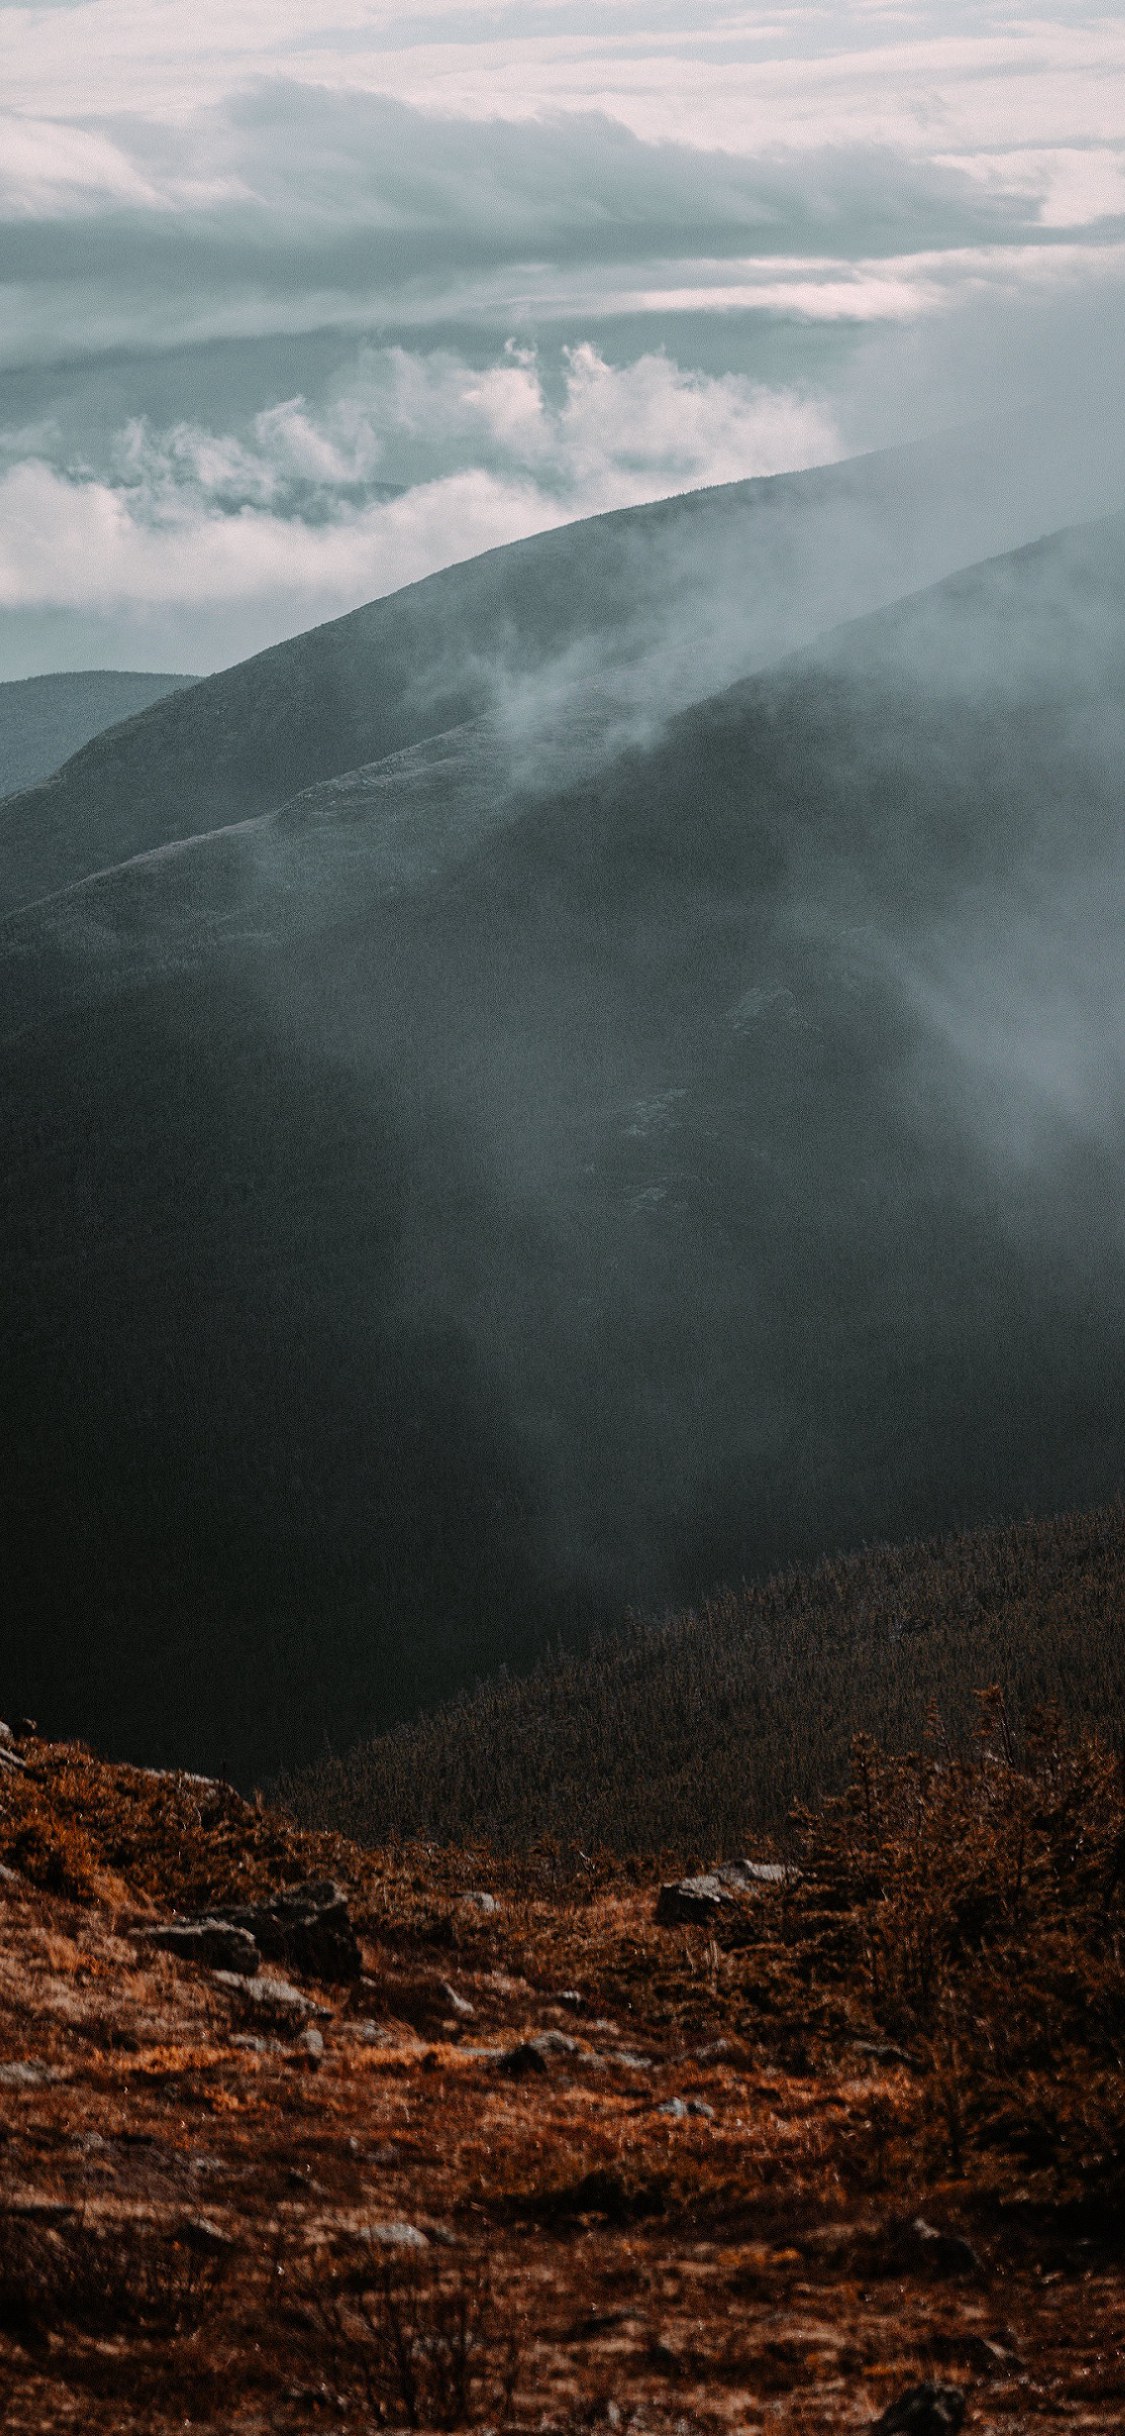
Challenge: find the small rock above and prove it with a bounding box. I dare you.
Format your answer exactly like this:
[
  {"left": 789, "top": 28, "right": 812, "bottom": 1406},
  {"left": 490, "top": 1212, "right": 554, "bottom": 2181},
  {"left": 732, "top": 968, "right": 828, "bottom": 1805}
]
[
  {"left": 177, "top": 2215, "right": 236, "bottom": 2253},
  {"left": 495, "top": 2029, "right": 583, "bottom": 2076},
  {"left": 950, "top": 2333, "right": 1021, "bottom": 2374},
  {"left": 528, "top": 2030, "right": 581, "bottom": 2058},
  {"left": 659, "top": 2096, "right": 715, "bottom": 2121},
  {"left": 213, "top": 1969, "right": 326, "bottom": 2023},
  {"left": 498, "top": 2040, "right": 551, "bottom": 2078},
  {"left": 870, "top": 2383, "right": 966, "bottom": 2435},
  {"left": 458, "top": 1891, "right": 499, "bottom": 1918},
  {"left": 715, "top": 1859, "right": 791, "bottom": 1890},
  {"left": 904, "top": 2217, "right": 983, "bottom": 2279},
  {"left": 144, "top": 1919, "right": 261, "bottom": 1977},
  {"left": 0, "top": 1864, "right": 23, "bottom": 1888},
  {"left": 295, "top": 2025, "right": 325, "bottom": 2064},
  {"left": 439, "top": 1982, "right": 475, "bottom": 2021},
  {"left": 360, "top": 2220, "right": 429, "bottom": 2249},
  {"left": 655, "top": 1873, "right": 732, "bottom": 1925},
  {"left": 852, "top": 2040, "right": 916, "bottom": 2071},
  {"left": 0, "top": 2061, "right": 65, "bottom": 2089},
  {"left": 286, "top": 2165, "right": 326, "bottom": 2195},
  {"left": 656, "top": 1861, "right": 791, "bottom": 1924}
]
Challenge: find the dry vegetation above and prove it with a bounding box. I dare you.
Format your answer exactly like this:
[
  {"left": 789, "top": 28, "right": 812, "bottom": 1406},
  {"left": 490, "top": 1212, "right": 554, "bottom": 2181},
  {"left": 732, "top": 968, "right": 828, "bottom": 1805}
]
[
  {"left": 0, "top": 1683, "right": 1123, "bottom": 2432},
  {"left": 280, "top": 1501, "right": 1125, "bottom": 1853}
]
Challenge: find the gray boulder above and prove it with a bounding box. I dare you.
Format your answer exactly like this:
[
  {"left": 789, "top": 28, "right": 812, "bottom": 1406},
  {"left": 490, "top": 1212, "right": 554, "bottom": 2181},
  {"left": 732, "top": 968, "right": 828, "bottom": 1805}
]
[
  {"left": 655, "top": 1874, "right": 732, "bottom": 1925},
  {"left": 457, "top": 1890, "right": 499, "bottom": 1919},
  {"left": 213, "top": 1969, "right": 329, "bottom": 2024},
  {"left": 360, "top": 2221, "right": 429, "bottom": 2250},
  {"left": 656, "top": 1858, "right": 790, "bottom": 1925},
  {"left": 498, "top": 2029, "right": 583, "bottom": 2076},
  {"left": 714, "top": 1859, "right": 790, "bottom": 1890},
  {"left": 145, "top": 1918, "right": 261, "bottom": 1976}
]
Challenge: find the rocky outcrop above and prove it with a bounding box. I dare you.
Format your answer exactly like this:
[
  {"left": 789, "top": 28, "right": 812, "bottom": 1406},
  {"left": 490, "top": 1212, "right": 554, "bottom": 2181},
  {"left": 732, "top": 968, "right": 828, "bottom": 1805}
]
[
  {"left": 141, "top": 1878, "right": 362, "bottom": 1986},
  {"left": 221, "top": 1879, "right": 362, "bottom": 1983},
  {"left": 655, "top": 1857, "right": 792, "bottom": 1924}
]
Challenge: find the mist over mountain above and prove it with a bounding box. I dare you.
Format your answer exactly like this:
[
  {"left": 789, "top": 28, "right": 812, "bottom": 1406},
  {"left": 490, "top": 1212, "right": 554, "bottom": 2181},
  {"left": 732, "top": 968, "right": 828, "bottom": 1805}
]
[
  {"left": 2, "top": 484, "right": 1124, "bottom": 1782},
  {"left": 3, "top": 415, "right": 1123, "bottom": 920},
  {"left": 0, "top": 669, "right": 192, "bottom": 804}
]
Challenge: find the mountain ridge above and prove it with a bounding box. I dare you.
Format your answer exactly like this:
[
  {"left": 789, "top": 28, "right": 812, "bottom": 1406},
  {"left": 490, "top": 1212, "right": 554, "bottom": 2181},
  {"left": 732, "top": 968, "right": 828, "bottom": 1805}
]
[
  {"left": 5, "top": 502, "right": 1123, "bottom": 1035},
  {"left": 3, "top": 418, "right": 1121, "bottom": 920}
]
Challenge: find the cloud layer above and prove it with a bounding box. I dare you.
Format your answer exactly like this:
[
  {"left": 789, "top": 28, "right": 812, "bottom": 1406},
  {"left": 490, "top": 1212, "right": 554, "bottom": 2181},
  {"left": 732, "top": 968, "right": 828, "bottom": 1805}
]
[
  {"left": 0, "top": 343, "right": 838, "bottom": 673},
  {"left": 0, "top": 3, "right": 1122, "bottom": 671}
]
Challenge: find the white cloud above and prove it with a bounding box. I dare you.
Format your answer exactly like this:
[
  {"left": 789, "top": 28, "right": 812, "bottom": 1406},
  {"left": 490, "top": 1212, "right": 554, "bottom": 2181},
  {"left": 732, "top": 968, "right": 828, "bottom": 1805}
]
[
  {"left": 0, "top": 2, "right": 1119, "bottom": 673},
  {"left": 0, "top": 344, "right": 837, "bottom": 631},
  {"left": 1, "top": 1, "right": 1122, "bottom": 165}
]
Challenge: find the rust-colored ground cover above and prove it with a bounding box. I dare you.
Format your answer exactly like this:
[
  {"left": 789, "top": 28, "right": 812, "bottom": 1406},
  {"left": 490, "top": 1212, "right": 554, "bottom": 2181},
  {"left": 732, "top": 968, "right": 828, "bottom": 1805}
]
[{"left": 1, "top": 1712, "right": 1122, "bottom": 2432}]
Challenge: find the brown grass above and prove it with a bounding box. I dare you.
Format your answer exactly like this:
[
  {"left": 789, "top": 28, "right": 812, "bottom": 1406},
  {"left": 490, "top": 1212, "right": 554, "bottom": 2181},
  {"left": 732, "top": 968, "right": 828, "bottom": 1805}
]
[{"left": 0, "top": 1673, "right": 1123, "bottom": 2429}]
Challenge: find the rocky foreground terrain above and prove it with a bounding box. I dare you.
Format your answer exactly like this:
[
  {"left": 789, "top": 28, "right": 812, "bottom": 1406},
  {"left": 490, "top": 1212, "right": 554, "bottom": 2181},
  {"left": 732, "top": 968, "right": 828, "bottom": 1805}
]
[{"left": 0, "top": 1712, "right": 1122, "bottom": 2433}]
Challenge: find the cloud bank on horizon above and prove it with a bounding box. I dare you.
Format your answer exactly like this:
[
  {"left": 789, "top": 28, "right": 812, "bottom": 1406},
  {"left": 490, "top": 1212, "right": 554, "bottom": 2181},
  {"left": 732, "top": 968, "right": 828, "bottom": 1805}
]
[{"left": 0, "top": 0, "right": 1123, "bottom": 673}]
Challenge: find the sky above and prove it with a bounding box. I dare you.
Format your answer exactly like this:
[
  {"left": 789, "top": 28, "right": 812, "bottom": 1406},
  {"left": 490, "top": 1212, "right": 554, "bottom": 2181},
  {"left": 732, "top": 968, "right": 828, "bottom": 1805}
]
[{"left": 1, "top": 0, "right": 1123, "bottom": 673}]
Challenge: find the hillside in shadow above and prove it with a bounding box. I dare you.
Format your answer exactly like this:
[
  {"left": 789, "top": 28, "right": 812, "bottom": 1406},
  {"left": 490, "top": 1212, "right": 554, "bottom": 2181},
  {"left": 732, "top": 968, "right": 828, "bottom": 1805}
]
[
  {"left": 0, "top": 669, "right": 192, "bottom": 803},
  {"left": 283, "top": 1498, "right": 1125, "bottom": 1854},
  {"left": 2, "top": 508, "right": 1124, "bottom": 1777}
]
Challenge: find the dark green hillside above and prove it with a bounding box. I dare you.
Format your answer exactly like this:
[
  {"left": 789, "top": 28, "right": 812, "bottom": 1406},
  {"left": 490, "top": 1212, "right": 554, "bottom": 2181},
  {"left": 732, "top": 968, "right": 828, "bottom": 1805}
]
[
  {"left": 2, "top": 512, "right": 1124, "bottom": 1780},
  {"left": 0, "top": 420, "right": 1105, "bottom": 916},
  {"left": 0, "top": 668, "right": 192, "bottom": 801},
  {"left": 281, "top": 1498, "right": 1125, "bottom": 1853}
]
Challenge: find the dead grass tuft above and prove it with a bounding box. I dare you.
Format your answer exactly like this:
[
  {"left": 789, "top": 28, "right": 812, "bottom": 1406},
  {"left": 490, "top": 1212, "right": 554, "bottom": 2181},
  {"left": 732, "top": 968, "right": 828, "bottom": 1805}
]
[{"left": 286, "top": 2242, "right": 521, "bottom": 2429}]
